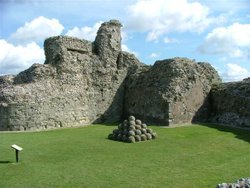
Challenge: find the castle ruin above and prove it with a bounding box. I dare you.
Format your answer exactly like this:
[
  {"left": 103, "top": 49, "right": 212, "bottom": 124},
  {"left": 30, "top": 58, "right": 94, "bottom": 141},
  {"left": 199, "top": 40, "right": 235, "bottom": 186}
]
[{"left": 0, "top": 20, "right": 249, "bottom": 131}]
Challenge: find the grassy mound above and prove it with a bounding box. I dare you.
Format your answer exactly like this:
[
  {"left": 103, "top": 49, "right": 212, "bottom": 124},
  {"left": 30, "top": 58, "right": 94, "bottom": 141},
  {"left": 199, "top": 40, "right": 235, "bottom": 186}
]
[{"left": 0, "top": 124, "right": 249, "bottom": 187}]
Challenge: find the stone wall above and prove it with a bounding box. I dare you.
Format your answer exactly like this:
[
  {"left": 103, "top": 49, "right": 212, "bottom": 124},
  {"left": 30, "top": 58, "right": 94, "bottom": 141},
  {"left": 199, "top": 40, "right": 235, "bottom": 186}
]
[
  {"left": 0, "top": 20, "right": 141, "bottom": 131},
  {"left": 124, "top": 58, "right": 221, "bottom": 125},
  {"left": 210, "top": 77, "right": 250, "bottom": 128},
  {"left": 1, "top": 19, "right": 248, "bottom": 131}
]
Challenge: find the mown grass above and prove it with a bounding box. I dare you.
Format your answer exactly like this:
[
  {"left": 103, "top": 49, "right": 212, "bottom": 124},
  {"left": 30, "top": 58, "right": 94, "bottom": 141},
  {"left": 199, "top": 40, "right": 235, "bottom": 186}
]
[{"left": 0, "top": 124, "right": 249, "bottom": 188}]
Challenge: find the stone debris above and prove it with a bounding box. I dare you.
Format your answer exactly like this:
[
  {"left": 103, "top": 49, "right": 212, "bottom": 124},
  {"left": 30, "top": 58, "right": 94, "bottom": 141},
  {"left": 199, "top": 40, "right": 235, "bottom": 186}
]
[
  {"left": 108, "top": 116, "right": 157, "bottom": 143},
  {"left": 216, "top": 178, "right": 250, "bottom": 188}
]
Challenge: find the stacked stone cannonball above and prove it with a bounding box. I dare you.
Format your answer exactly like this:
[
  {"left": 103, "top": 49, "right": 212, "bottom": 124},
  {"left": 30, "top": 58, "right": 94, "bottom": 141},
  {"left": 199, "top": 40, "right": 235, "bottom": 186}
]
[
  {"left": 108, "top": 116, "right": 157, "bottom": 143},
  {"left": 216, "top": 178, "right": 250, "bottom": 188}
]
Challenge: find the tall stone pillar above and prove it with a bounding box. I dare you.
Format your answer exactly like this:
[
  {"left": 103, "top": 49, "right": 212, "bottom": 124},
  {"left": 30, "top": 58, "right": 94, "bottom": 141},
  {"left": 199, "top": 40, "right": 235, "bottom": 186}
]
[{"left": 94, "top": 20, "right": 122, "bottom": 67}]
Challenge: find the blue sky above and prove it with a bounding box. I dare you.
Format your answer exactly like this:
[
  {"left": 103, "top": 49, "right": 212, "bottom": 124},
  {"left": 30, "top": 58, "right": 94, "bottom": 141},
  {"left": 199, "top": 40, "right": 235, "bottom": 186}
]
[{"left": 0, "top": 0, "right": 249, "bottom": 82}]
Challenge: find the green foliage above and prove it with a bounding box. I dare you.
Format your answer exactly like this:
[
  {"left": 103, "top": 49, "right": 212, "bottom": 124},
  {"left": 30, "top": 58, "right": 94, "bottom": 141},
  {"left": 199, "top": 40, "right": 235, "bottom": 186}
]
[{"left": 0, "top": 124, "right": 250, "bottom": 188}]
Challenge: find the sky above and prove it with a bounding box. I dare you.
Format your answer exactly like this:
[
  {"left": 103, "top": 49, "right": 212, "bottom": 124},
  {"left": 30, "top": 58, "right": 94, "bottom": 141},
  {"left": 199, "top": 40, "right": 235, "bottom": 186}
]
[{"left": 0, "top": 0, "right": 249, "bottom": 82}]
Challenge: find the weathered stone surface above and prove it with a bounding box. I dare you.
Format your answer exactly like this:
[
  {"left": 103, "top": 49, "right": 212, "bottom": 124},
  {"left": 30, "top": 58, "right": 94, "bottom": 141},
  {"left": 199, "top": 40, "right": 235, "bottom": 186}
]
[
  {"left": 124, "top": 58, "right": 221, "bottom": 125},
  {"left": 0, "top": 20, "right": 141, "bottom": 131},
  {"left": 210, "top": 78, "right": 250, "bottom": 128},
  {"left": 2, "top": 19, "right": 247, "bottom": 131},
  {"left": 94, "top": 19, "right": 122, "bottom": 67}
]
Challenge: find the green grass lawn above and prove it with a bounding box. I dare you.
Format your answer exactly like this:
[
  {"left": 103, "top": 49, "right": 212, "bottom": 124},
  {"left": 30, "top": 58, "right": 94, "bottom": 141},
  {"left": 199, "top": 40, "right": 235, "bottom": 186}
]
[{"left": 0, "top": 124, "right": 249, "bottom": 188}]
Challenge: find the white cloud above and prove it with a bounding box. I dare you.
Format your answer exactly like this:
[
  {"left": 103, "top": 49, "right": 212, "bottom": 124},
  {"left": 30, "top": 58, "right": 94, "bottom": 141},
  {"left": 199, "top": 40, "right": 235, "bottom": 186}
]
[
  {"left": 149, "top": 53, "right": 160, "bottom": 58},
  {"left": 65, "top": 21, "right": 102, "bottom": 41},
  {"left": 163, "top": 37, "right": 179, "bottom": 44},
  {"left": 10, "top": 16, "right": 64, "bottom": 44},
  {"left": 121, "top": 44, "right": 130, "bottom": 52},
  {"left": 121, "top": 44, "right": 138, "bottom": 57},
  {"left": 66, "top": 21, "right": 130, "bottom": 43},
  {"left": 127, "top": 0, "right": 214, "bottom": 41},
  {"left": 0, "top": 39, "right": 45, "bottom": 75},
  {"left": 221, "top": 63, "right": 250, "bottom": 82},
  {"left": 121, "top": 30, "right": 128, "bottom": 41},
  {"left": 198, "top": 0, "right": 250, "bottom": 13},
  {"left": 199, "top": 22, "right": 250, "bottom": 58}
]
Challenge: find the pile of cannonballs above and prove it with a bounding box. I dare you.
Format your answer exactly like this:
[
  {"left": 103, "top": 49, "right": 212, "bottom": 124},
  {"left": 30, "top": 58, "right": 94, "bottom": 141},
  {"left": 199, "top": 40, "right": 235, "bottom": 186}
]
[
  {"left": 216, "top": 178, "right": 250, "bottom": 188},
  {"left": 108, "top": 116, "right": 157, "bottom": 143}
]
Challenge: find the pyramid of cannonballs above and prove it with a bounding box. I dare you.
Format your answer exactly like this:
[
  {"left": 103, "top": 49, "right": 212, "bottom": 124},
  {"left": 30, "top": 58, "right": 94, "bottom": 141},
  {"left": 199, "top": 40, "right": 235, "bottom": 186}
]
[{"left": 108, "top": 116, "right": 157, "bottom": 143}]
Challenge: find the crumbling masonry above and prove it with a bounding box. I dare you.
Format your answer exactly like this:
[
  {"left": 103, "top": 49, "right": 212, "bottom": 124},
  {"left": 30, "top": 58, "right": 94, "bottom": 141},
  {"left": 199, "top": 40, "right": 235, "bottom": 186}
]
[{"left": 0, "top": 20, "right": 249, "bottom": 131}]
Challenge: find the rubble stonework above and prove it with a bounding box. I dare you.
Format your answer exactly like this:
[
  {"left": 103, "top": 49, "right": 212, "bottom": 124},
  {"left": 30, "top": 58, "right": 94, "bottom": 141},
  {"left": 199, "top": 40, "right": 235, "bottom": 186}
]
[
  {"left": 210, "top": 78, "right": 250, "bottom": 128},
  {"left": 124, "top": 58, "right": 221, "bottom": 125},
  {"left": 0, "top": 20, "right": 141, "bottom": 131},
  {"left": 0, "top": 19, "right": 248, "bottom": 131}
]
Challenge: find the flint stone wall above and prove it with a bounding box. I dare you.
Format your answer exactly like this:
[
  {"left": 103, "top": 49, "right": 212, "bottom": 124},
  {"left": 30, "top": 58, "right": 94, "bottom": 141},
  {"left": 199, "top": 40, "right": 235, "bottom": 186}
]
[
  {"left": 124, "top": 58, "right": 221, "bottom": 125},
  {"left": 0, "top": 20, "right": 141, "bottom": 131},
  {"left": 210, "top": 77, "right": 250, "bottom": 128},
  {"left": 1, "top": 19, "right": 247, "bottom": 131}
]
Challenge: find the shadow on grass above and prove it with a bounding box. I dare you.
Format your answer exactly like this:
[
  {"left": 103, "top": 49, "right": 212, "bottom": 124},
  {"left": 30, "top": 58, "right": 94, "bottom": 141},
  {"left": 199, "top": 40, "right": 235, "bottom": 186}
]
[
  {"left": 0, "top": 160, "right": 11, "bottom": 164},
  {"left": 200, "top": 123, "right": 250, "bottom": 143},
  {"left": 99, "top": 123, "right": 117, "bottom": 127},
  {"left": 105, "top": 137, "right": 130, "bottom": 144}
]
